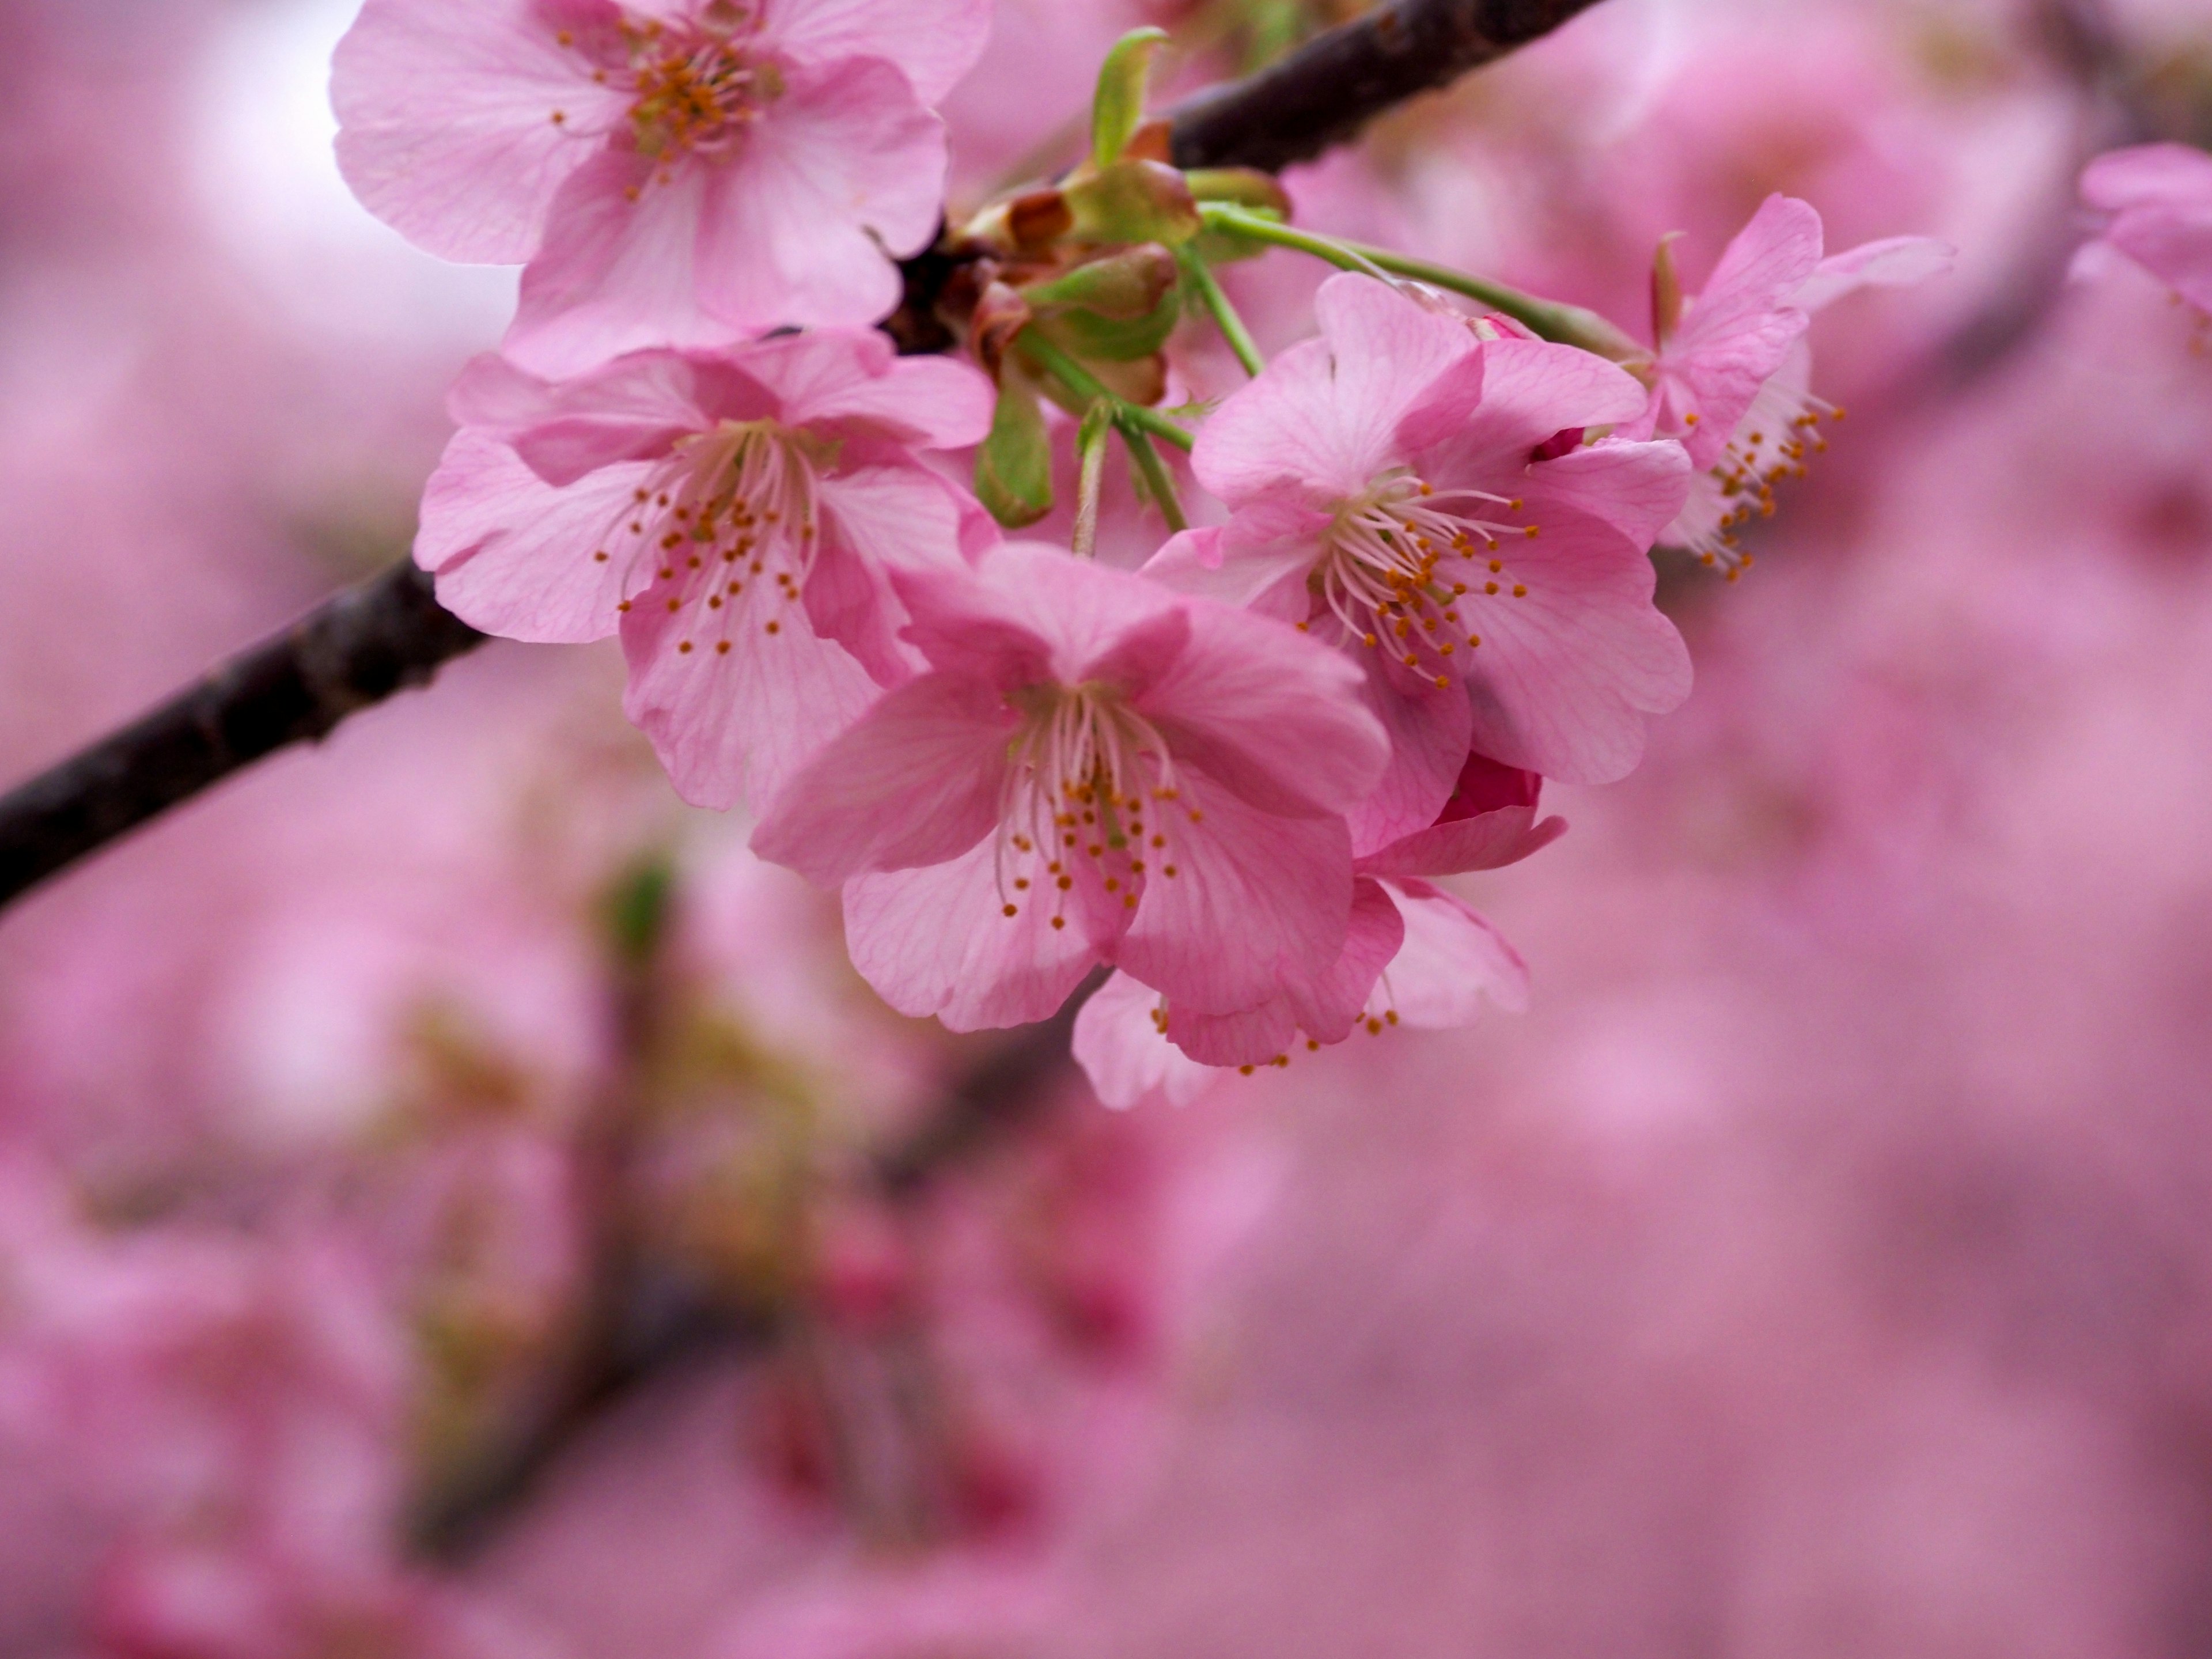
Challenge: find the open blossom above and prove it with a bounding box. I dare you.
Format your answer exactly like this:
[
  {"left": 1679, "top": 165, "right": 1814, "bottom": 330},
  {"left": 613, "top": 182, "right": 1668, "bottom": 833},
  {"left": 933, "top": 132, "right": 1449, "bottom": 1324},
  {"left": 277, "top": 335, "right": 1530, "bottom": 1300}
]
[
  {"left": 416, "top": 329, "right": 995, "bottom": 810},
  {"left": 751, "top": 544, "right": 1391, "bottom": 1032},
  {"left": 1631, "top": 194, "right": 1953, "bottom": 575},
  {"left": 1147, "top": 274, "right": 1692, "bottom": 831},
  {"left": 1074, "top": 751, "right": 1557, "bottom": 1101},
  {"left": 2080, "top": 143, "right": 2212, "bottom": 315},
  {"left": 333, "top": 0, "right": 991, "bottom": 373}
]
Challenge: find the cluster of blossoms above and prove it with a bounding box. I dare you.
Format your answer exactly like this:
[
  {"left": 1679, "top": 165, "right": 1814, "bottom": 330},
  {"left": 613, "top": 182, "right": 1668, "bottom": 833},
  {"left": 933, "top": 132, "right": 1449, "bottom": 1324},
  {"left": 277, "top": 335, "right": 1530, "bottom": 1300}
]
[{"left": 335, "top": 0, "right": 1948, "bottom": 1103}]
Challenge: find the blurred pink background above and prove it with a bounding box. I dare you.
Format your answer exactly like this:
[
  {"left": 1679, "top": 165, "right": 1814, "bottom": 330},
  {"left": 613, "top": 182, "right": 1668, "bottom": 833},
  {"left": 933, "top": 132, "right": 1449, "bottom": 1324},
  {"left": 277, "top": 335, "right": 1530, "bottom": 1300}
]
[{"left": 6, "top": 1, "right": 2212, "bottom": 1654}]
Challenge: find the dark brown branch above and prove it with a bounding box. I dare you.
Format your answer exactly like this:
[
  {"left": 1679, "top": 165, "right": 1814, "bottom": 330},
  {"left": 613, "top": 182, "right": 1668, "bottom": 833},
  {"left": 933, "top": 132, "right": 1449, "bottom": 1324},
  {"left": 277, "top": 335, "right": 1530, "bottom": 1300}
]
[
  {"left": 0, "top": 1, "right": 1609, "bottom": 911},
  {"left": 1166, "top": 0, "right": 1607, "bottom": 173},
  {"left": 0, "top": 563, "right": 486, "bottom": 907}
]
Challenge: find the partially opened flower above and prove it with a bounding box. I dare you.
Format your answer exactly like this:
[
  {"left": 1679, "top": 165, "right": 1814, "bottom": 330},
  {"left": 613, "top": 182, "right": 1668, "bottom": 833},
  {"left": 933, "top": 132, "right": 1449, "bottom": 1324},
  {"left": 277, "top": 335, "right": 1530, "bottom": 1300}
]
[
  {"left": 334, "top": 0, "right": 991, "bottom": 373},
  {"left": 416, "top": 329, "right": 996, "bottom": 811},
  {"left": 2080, "top": 143, "right": 2212, "bottom": 315},
  {"left": 1631, "top": 194, "right": 1953, "bottom": 575},
  {"left": 1074, "top": 752, "right": 1556, "bottom": 1103},
  {"left": 751, "top": 544, "right": 1391, "bottom": 1032},
  {"left": 1147, "top": 272, "right": 1692, "bottom": 821}
]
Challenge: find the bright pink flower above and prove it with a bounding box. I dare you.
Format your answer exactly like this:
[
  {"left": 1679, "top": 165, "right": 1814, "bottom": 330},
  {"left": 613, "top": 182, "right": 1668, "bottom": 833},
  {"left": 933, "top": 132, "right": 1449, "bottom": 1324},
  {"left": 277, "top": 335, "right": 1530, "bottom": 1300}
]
[
  {"left": 751, "top": 543, "right": 1392, "bottom": 1031},
  {"left": 2081, "top": 143, "right": 2212, "bottom": 313},
  {"left": 1073, "top": 751, "right": 1555, "bottom": 1098},
  {"left": 332, "top": 0, "right": 990, "bottom": 373},
  {"left": 1147, "top": 274, "right": 1692, "bottom": 820},
  {"left": 416, "top": 330, "right": 995, "bottom": 810},
  {"left": 1631, "top": 195, "right": 1953, "bottom": 575}
]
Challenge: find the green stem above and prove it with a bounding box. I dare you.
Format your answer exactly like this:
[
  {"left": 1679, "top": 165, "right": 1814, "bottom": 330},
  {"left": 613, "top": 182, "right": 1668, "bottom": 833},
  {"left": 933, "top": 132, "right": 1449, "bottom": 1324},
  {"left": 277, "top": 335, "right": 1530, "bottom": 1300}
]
[
  {"left": 1199, "top": 204, "right": 1646, "bottom": 363},
  {"left": 1199, "top": 203, "right": 1393, "bottom": 281},
  {"left": 1072, "top": 404, "right": 1113, "bottom": 558},
  {"left": 1014, "top": 329, "right": 1196, "bottom": 452},
  {"left": 1179, "top": 248, "right": 1267, "bottom": 377},
  {"left": 1335, "top": 238, "right": 1645, "bottom": 362},
  {"left": 1118, "top": 426, "right": 1190, "bottom": 533}
]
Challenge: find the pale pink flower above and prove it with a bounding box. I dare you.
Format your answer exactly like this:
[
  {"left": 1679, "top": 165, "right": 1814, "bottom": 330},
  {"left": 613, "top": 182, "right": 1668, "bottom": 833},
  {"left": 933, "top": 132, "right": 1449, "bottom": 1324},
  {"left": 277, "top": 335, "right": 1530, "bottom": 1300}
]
[
  {"left": 1146, "top": 273, "right": 1693, "bottom": 821},
  {"left": 751, "top": 543, "right": 1391, "bottom": 1031},
  {"left": 1074, "top": 751, "right": 1554, "bottom": 1098},
  {"left": 416, "top": 331, "right": 996, "bottom": 810},
  {"left": 2080, "top": 143, "right": 2212, "bottom": 315},
  {"left": 1631, "top": 194, "right": 1953, "bottom": 574},
  {"left": 333, "top": 0, "right": 991, "bottom": 373}
]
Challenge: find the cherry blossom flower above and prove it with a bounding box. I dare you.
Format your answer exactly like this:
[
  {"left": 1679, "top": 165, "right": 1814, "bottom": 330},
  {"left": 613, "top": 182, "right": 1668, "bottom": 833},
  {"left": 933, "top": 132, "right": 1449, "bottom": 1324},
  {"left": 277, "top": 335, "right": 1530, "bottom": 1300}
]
[
  {"left": 1146, "top": 273, "right": 1692, "bottom": 817},
  {"left": 333, "top": 0, "right": 991, "bottom": 373},
  {"left": 2080, "top": 143, "right": 2212, "bottom": 315},
  {"left": 1631, "top": 194, "right": 1953, "bottom": 575},
  {"left": 751, "top": 543, "right": 1392, "bottom": 1032},
  {"left": 415, "top": 330, "right": 996, "bottom": 810},
  {"left": 1074, "top": 751, "right": 1556, "bottom": 1101}
]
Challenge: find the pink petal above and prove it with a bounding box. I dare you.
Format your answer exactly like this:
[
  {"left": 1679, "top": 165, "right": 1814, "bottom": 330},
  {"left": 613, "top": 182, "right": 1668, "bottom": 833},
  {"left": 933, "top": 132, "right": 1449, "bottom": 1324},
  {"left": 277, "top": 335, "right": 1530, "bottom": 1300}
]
[
  {"left": 1369, "top": 880, "right": 1529, "bottom": 1026},
  {"left": 749, "top": 674, "right": 1015, "bottom": 882},
  {"left": 1309, "top": 274, "right": 1482, "bottom": 446},
  {"left": 505, "top": 149, "right": 733, "bottom": 374},
  {"left": 449, "top": 350, "right": 729, "bottom": 486},
  {"left": 1188, "top": 338, "right": 1370, "bottom": 504},
  {"left": 689, "top": 57, "right": 946, "bottom": 323},
  {"left": 1281, "top": 876, "right": 1406, "bottom": 1046},
  {"left": 900, "top": 544, "right": 1187, "bottom": 689},
  {"left": 1519, "top": 437, "right": 1693, "bottom": 550},
  {"left": 1158, "top": 998, "right": 1300, "bottom": 1070},
  {"left": 1190, "top": 274, "right": 1477, "bottom": 505},
  {"left": 1071, "top": 974, "right": 1219, "bottom": 1109},
  {"left": 1796, "top": 236, "right": 1956, "bottom": 313},
  {"left": 621, "top": 569, "right": 883, "bottom": 812},
  {"left": 332, "top": 0, "right": 628, "bottom": 264},
  {"left": 1657, "top": 195, "right": 1823, "bottom": 468},
  {"left": 1142, "top": 509, "right": 1329, "bottom": 625},
  {"left": 811, "top": 464, "right": 980, "bottom": 684},
  {"left": 762, "top": 0, "right": 996, "bottom": 103},
  {"left": 1343, "top": 655, "right": 1473, "bottom": 858},
  {"left": 1453, "top": 503, "right": 1692, "bottom": 785},
  {"left": 1160, "top": 877, "right": 1406, "bottom": 1066},
  {"left": 843, "top": 844, "right": 1104, "bottom": 1032},
  {"left": 415, "top": 430, "right": 657, "bottom": 642},
  {"left": 1441, "top": 750, "right": 1541, "bottom": 818},
  {"left": 1135, "top": 601, "right": 1389, "bottom": 819},
  {"left": 2081, "top": 143, "right": 2212, "bottom": 213},
  {"left": 1113, "top": 770, "right": 1354, "bottom": 1017},
  {"left": 1400, "top": 338, "right": 1646, "bottom": 474},
  {"left": 1358, "top": 805, "right": 1567, "bottom": 880},
  {"left": 2084, "top": 153, "right": 2212, "bottom": 310},
  {"left": 734, "top": 332, "right": 995, "bottom": 449}
]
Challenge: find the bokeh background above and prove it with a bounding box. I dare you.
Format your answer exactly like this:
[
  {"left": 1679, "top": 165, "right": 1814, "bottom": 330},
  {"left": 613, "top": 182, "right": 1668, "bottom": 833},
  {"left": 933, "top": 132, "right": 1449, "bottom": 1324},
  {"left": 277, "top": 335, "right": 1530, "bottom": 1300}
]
[{"left": 5, "top": 0, "right": 2212, "bottom": 1654}]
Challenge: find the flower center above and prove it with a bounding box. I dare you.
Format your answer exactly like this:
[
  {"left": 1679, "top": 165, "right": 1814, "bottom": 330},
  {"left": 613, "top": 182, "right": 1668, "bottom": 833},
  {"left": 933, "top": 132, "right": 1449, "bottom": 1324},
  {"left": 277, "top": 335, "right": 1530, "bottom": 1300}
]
[
  {"left": 1317, "top": 470, "right": 1539, "bottom": 689},
  {"left": 994, "top": 686, "right": 1187, "bottom": 929},
  {"left": 1682, "top": 381, "right": 1839, "bottom": 580},
  {"left": 620, "top": 9, "right": 782, "bottom": 164},
  {"left": 613, "top": 421, "right": 831, "bottom": 657}
]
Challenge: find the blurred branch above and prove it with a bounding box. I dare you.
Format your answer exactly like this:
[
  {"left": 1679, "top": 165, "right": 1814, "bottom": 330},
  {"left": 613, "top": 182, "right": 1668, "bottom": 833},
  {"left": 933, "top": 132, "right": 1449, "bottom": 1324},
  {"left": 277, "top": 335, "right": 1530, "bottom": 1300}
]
[
  {"left": 0, "top": 0, "right": 1611, "bottom": 909},
  {"left": 0, "top": 563, "right": 485, "bottom": 908},
  {"left": 411, "top": 987, "right": 1092, "bottom": 1562},
  {"left": 1167, "top": 0, "right": 1605, "bottom": 172}
]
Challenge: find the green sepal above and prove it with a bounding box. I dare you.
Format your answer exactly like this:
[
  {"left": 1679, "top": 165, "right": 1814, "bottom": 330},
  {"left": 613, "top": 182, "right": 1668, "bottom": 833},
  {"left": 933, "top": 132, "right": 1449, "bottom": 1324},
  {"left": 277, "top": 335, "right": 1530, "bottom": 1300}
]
[
  {"left": 1062, "top": 160, "right": 1202, "bottom": 248},
  {"left": 1022, "top": 244, "right": 1179, "bottom": 318},
  {"left": 975, "top": 368, "right": 1055, "bottom": 528},
  {"left": 1040, "top": 285, "right": 1181, "bottom": 362},
  {"left": 1091, "top": 27, "right": 1170, "bottom": 170}
]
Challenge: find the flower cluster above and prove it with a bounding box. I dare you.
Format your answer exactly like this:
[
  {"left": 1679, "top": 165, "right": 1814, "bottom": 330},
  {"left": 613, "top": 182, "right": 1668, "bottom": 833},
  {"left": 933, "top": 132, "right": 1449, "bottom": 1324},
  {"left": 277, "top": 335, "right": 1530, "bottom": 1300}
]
[{"left": 335, "top": 4, "right": 1948, "bottom": 1101}]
